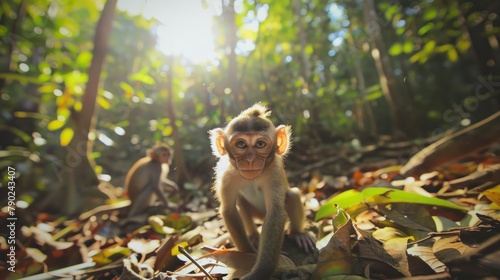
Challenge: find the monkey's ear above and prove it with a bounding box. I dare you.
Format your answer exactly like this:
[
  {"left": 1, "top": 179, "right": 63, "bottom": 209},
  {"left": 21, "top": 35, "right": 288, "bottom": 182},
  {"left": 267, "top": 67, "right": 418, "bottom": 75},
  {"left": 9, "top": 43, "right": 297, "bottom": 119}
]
[
  {"left": 147, "top": 148, "right": 155, "bottom": 159},
  {"left": 275, "top": 125, "right": 291, "bottom": 155},
  {"left": 209, "top": 128, "right": 227, "bottom": 157}
]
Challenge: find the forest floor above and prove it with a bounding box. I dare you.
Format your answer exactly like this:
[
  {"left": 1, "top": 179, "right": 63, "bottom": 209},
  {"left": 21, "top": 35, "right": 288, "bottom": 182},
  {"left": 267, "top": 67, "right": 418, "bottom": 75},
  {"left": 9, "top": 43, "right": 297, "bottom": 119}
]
[{"left": 1, "top": 135, "right": 500, "bottom": 280}]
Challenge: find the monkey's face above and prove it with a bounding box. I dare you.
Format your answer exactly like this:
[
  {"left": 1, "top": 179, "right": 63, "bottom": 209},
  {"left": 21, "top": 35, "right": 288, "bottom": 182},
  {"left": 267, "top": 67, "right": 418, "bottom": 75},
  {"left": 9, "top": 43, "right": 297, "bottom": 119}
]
[
  {"left": 159, "top": 151, "right": 171, "bottom": 164},
  {"left": 152, "top": 149, "right": 171, "bottom": 164},
  {"left": 229, "top": 133, "right": 274, "bottom": 180}
]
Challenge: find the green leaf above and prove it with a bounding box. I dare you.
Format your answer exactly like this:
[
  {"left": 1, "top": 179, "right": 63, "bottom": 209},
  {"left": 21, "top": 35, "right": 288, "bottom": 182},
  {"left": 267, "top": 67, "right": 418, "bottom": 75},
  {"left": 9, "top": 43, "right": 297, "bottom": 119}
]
[
  {"left": 97, "top": 96, "right": 111, "bottom": 109},
  {"left": 38, "top": 84, "right": 57, "bottom": 94},
  {"left": 0, "top": 26, "right": 7, "bottom": 36},
  {"left": 0, "top": 124, "right": 31, "bottom": 143},
  {"left": 129, "top": 72, "right": 155, "bottom": 85},
  {"left": 418, "top": 23, "right": 434, "bottom": 36},
  {"left": 315, "top": 190, "right": 364, "bottom": 220},
  {"left": 0, "top": 73, "right": 41, "bottom": 84},
  {"left": 423, "top": 40, "right": 436, "bottom": 51},
  {"left": 93, "top": 246, "right": 131, "bottom": 265},
  {"left": 47, "top": 120, "right": 65, "bottom": 131},
  {"left": 76, "top": 51, "right": 92, "bottom": 69},
  {"left": 423, "top": 8, "right": 438, "bottom": 21},
  {"left": 447, "top": 48, "right": 458, "bottom": 62},
  {"left": 315, "top": 187, "right": 467, "bottom": 221},
  {"left": 363, "top": 188, "right": 467, "bottom": 211},
  {"left": 332, "top": 205, "right": 350, "bottom": 232},
  {"left": 389, "top": 43, "right": 403, "bottom": 56},
  {"left": 120, "top": 82, "right": 134, "bottom": 94},
  {"left": 435, "top": 44, "right": 453, "bottom": 53},
  {"left": 403, "top": 41, "right": 414, "bottom": 53},
  {"left": 60, "top": 127, "right": 74, "bottom": 146},
  {"left": 163, "top": 126, "right": 173, "bottom": 136},
  {"left": 456, "top": 38, "right": 471, "bottom": 53},
  {"left": 365, "top": 91, "right": 383, "bottom": 101},
  {"left": 37, "top": 61, "right": 51, "bottom": 74},
  {"left": 410, "top": 50, "right": 428, "bottom": 64}
]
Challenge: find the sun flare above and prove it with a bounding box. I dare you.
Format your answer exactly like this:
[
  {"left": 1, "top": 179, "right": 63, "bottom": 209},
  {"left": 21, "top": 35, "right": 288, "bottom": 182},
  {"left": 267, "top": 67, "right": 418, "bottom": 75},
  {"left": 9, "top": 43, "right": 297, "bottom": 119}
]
[{"left": 118, "top": 0, "right": 218, "bottom": 63}]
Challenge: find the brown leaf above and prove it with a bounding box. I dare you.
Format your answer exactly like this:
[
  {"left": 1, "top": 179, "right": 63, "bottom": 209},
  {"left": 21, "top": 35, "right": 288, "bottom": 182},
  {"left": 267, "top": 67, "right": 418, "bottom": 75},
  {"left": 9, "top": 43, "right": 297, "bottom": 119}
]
[
  {"left": 312, "top": 219, "right": 357, "bottom": 278},
  {"left": 354, "top": 225, "right": 409, "bottom": 277},
  {"left": 407, "top": 245, "right": 447, "bottom": 273},
  {"left": 26, "top": 247, "right": 47, "bottom": 263},
  {"left": 128, "top": 238, "right": 160, "bottom": 255},
  {"left": 154, "top": 235, "right": 179, "bottom": 272},
  {"left": 383, "top": 237, "right": 412, "bottom": 276},
  {"left": 373, "top": 227, "right": 411, "bottom": 242},
  {"left": 433, "top": 236, "right": 475, "bottom": 264},
  {"left": 174, "top": 249, "right": 294, "bottom": 279},
  {"left": 378, "top": 203, "right": 436, "bottom": 232}
]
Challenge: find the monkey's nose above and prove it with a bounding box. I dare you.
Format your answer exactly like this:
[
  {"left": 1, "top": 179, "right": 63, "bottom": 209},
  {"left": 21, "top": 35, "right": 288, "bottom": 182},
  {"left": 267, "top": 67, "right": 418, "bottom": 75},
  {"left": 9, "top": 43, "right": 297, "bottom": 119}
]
[{"left": 246, "top": 153, "right": 255, "bottom": 162}]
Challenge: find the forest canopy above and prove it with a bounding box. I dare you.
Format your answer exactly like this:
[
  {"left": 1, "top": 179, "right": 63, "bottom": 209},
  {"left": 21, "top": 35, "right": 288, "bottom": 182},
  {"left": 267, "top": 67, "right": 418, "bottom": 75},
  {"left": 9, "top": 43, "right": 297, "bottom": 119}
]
[{"left": 0, "top": 0, "right": 499, "bottom": 212}]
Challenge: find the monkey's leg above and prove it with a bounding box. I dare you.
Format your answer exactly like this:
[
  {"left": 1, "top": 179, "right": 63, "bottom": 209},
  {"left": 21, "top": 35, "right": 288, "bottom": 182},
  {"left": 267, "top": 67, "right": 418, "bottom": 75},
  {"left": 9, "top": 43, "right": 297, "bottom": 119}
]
[
  {"left": 128, "top": 184, "right": 154, "bottom": 217},
  {"left": 238, "top": 197, "right": 261, "bottom": 247},
  {"left": 285, "top": 188, "right": 316, "bottom": 252},
  {"left": 151, "top": 182, "right": 171, "bottom": 207}
]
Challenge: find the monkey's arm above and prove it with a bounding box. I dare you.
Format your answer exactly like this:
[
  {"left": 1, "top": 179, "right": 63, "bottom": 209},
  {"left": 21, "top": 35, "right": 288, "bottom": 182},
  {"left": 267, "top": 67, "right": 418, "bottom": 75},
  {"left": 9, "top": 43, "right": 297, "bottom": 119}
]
[
  {"left": 149, "top": 164, "right": 176, "bottom": 204},
  {"left": 219, "top": 183, "right": 255, "bottom": 253},
  {"left": 286, "top": 188, "right": 316, "bottom": 252},
  {"left": 160, "top": 178, "right": 179, "bottom": 192},
  {"left": 237, "top": 196, "right": 261, "bottom": 243},
  {"left": 128, "top": 183, "right": 155, "bottom": 217},
  {"left": 160, "top": 164, "right": 179, "bottom": 192},
  {"left": 244, "top": 180, "right": 287, "bottom": 280},
  {"left": 152, "top": 183, "right": 171, "bottom": 206}
]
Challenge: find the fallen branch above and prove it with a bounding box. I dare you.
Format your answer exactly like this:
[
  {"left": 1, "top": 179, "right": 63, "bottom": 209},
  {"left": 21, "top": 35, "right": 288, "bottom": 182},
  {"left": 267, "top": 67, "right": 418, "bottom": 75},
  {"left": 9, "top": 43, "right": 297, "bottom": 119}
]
[{"left": 400, "top": 111, "right": 500, "bottom": 177}]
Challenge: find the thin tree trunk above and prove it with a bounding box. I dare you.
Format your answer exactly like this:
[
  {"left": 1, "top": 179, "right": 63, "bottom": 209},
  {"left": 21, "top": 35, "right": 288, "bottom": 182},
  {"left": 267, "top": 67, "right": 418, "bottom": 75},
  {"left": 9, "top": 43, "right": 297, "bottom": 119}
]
[
  {"left": 353, "top": 46, "right": 377, "bottom": 138},
  {"left": 458, "top": 0, "right": 500, "bottom": 108},
  {"left": 292, "top": 0, "right": 311, "bottom": 88},
  {"left": 55, "top": 0, "right": 117, "bottom": 215},
  {"left": 166, "top": 56, "right": 188, "bottom": 186},
  {"left": 362, "top": 0, "right": 412, "bottom": 137},
  {"left": 223, "top": 0, "right": 240, "bottom": 111}
]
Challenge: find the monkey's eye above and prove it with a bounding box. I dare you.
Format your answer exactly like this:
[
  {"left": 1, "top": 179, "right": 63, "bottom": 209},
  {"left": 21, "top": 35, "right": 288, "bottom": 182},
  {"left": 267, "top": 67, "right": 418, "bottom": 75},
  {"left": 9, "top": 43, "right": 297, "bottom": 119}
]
[
  {"left": 254, "top": 140, "right": 267, "bottom": 149},
  {"left": 235, "top": 140, "right": 247, "bottom": 149}
]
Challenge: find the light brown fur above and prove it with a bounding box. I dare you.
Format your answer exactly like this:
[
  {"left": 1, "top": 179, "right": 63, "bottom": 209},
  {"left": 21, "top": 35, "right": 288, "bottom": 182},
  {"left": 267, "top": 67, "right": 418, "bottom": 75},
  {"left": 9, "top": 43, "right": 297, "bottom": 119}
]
[{"left": 209, "top": 104, "right": 315, "bottom": 280}]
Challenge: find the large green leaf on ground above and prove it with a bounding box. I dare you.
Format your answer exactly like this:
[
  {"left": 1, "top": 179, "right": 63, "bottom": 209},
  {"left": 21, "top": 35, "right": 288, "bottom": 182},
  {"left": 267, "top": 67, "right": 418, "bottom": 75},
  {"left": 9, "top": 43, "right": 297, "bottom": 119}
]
[{"left": 315, "top": 187, "right": 467, "bottom": 220}]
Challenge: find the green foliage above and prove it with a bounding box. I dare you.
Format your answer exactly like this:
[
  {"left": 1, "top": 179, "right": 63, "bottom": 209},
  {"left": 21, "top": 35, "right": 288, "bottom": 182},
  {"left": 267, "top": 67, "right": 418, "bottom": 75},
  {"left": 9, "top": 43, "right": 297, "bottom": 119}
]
[
  {"left": 315, "top": 187, "right": 467, "bottom": 220},
  {"left": 0, "top": 0, "right": 497, "bottom": 192}
]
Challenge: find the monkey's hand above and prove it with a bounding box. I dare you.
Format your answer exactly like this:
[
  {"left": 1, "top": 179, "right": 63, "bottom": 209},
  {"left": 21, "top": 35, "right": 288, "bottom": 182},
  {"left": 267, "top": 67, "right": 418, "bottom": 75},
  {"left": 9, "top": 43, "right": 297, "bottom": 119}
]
[
  {"left": 290, "top": 231, "right": 316, "bottom": 253},
  {"left": 249, "top": 234, "right": 260, "bottom": 252},
  {"left": 161, "top": 179, "right": 179, "bottom": 191}
]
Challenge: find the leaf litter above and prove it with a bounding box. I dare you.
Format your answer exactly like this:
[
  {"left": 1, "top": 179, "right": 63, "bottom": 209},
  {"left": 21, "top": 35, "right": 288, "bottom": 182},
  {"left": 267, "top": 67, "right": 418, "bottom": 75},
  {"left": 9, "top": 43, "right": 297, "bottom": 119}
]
[{"left": 2, "top": 140, "right": 499, "bottom": 280}]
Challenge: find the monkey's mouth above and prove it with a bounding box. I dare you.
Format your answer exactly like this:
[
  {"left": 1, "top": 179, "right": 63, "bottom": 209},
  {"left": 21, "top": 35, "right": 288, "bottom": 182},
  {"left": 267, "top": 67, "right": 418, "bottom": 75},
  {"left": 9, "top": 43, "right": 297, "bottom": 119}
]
[{"left": 239, "top": 169, "right": 262, "bottom": 180}]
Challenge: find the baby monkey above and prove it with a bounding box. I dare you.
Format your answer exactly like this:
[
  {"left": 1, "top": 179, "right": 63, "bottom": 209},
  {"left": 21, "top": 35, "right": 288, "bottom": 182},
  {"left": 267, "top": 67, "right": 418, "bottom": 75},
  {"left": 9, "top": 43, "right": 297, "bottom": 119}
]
[
  {"left": 125, "top": 143, "right": 178, "bottom": 217},
  {"left": 210, "top": 104, "right": 315, "bottom": 280}
]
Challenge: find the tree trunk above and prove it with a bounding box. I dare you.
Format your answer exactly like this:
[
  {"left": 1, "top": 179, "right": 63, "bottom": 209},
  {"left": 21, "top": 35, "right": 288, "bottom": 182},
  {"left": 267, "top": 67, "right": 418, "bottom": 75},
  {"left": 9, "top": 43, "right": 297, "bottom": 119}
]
[
  {"left": 53, "top": 0, "right": 117, "bottom": 215},
  {"left": 351, "top": 39, "right": 377, "bottom": 138},
  {"left": 223, "top": 0, "right": 240, "bottom": 112},
  {"left": 292, "top": 0, "right": 311, "bottom": 88},
  {"left": 362, "top": 0, "right": 412, "bottom": 137},
  {"left": 166, "top": 56, "right": 189, "bottom": 187},
  {"left": 458, "top": 0, "right": 500, "bottom": 108}
]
